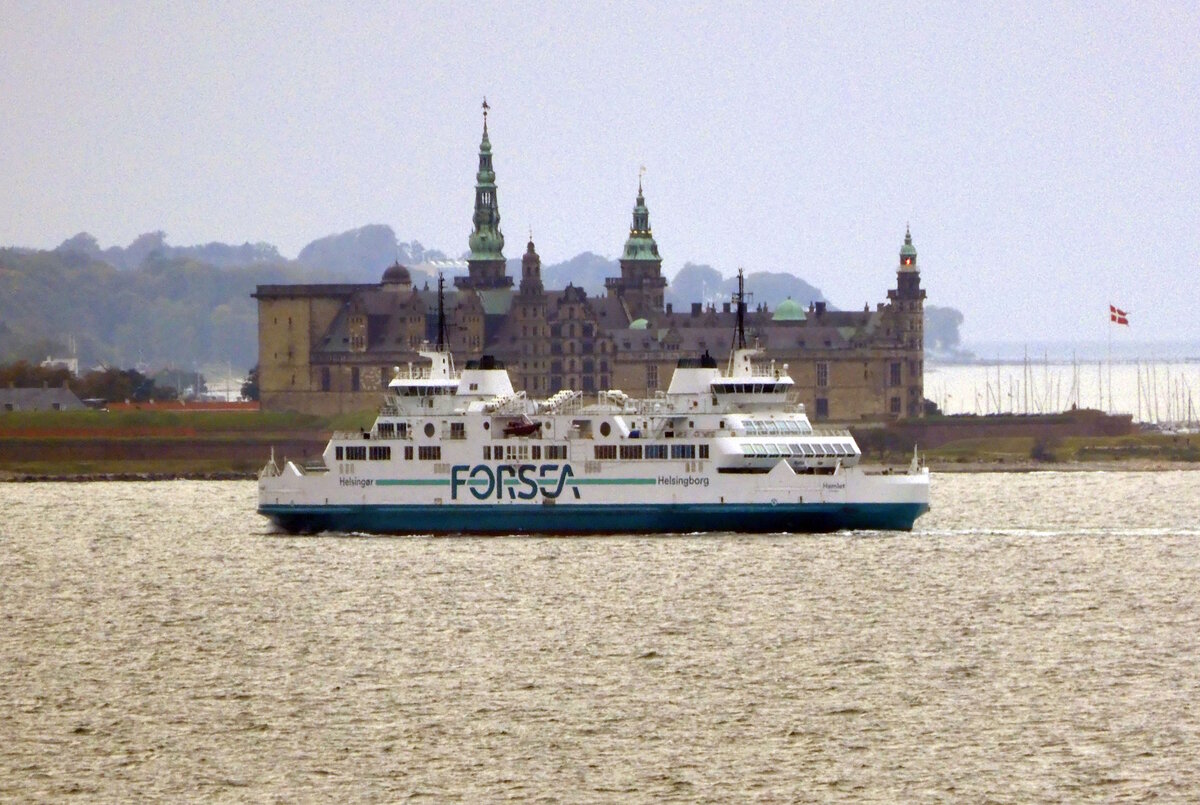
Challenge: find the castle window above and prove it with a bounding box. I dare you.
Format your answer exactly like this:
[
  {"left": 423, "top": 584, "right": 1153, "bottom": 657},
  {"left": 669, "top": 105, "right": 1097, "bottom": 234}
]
[
  {"left": 815, "top": 398, "right": 829, "bottom": 419},
  {"left": 816, "top": 362, "right": 829, "bottom": 388},
  {"left": 890, "top": 397, "right": 902, "bottom": 414},
  {"left": 351, "top": 367, "right": 360, "bottom": 392},
  {"left": 889, "top": 361, "right": 902, "bottom": 387},
  {"left": 646, "top": 364, "right": 658, "bottom": 391},
  {"left": 320, "top": 368, "right": 331, "bottom": 391}
]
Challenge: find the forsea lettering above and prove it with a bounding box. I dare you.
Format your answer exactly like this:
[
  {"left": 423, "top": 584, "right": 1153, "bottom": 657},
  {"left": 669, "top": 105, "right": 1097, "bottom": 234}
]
[{"left": 450, "top": 463, "right": 581, "bottom": 500}]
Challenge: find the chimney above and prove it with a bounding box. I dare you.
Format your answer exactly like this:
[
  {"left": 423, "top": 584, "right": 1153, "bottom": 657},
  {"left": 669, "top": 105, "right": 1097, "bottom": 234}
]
[
  {"left": 722, "top": 302, "right": 730, "bottom": 313},
  {"left": 815, "top": 301, "right": 827, "bottom": 315},
  {"left": 691, "top": 302, "right": 702, "bottom": 317}
]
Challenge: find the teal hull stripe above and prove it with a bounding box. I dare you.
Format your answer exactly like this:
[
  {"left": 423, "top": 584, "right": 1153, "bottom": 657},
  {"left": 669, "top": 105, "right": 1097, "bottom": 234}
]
[
  {"left": 259, "top": 501, "right": 929, "bottom": 535},
  {"left": 375, "top": 477, "right": 658, "bottom": 488}
]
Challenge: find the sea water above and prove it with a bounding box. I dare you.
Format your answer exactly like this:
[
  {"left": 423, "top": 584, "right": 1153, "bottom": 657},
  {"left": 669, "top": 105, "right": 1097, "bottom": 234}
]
[{"left": 2, "top": 473, "right": 1199, "bottom": 802}]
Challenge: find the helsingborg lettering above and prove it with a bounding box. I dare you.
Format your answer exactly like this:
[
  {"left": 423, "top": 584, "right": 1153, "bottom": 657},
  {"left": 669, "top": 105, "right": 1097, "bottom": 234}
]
[{"left": 450, "top": 463, "right": 581, "bottom": 500}]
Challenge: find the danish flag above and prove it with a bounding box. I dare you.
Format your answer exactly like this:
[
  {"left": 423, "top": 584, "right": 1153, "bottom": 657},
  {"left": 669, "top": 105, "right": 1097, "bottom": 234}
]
[{"left": 1109, "top": 304, "right": 1129, "bottom": 326}]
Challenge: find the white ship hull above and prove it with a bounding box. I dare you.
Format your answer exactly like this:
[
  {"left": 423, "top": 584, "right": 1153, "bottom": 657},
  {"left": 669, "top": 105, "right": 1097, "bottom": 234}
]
[{"left": 259, "top": 409, "right": 930, "bottom": 535}]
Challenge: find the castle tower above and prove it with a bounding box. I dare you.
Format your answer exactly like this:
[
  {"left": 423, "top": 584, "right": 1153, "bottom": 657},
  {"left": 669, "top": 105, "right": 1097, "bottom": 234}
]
[
  {"left": 887, "top": 225, "right": 927, "bottom": 416},
  {"left": 456, "top": 99, "right": 512, "bottom": 290},
  {"left": 519, "top": 236, "right": 543, "bottom": 296},
  {"left": 605, "top": 174, "right": 666, "bottom": 318},
  {"left": 511, "top": 237, "right": 548, "bottom": 393},
  {"left": 891, "top": 226, "right": 925, "bottom": 331}
]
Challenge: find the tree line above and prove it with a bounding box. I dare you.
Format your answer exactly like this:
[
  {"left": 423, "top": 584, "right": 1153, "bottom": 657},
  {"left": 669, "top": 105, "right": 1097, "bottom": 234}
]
[{"left": 0, "top": 361, "right": 202, "bottom": 403}]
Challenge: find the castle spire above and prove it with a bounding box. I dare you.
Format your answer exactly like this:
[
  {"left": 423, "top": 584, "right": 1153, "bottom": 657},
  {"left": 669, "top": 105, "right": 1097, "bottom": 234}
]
[
  {"left": 899, "top": 224, "right": 917, "bottom": 271},
  {"left": 623, "top": 172, "right": 657, "bottom": 259},
  {"left": 458, "top": 99, "right": 511, "bottom": 289},
  {"left": 608, "top": 172, "right": 667, "bottom": 315}
]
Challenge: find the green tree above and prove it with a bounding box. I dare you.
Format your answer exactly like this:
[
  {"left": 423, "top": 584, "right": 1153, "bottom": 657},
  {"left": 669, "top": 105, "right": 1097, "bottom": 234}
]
[{"left": 241, "top": 365, "right": 260, "bottom": 401}]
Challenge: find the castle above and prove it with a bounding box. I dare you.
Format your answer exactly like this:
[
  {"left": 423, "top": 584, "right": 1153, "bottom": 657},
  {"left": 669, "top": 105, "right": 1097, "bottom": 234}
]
[{"left": 254, "top": 107, "right": 926, "bottom": 420}]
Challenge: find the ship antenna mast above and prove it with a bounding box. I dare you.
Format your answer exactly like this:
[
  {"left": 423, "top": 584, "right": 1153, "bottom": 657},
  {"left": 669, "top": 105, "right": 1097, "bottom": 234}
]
[
  {"left": 436, "top": 272, "right": 448, "bottom": 351},
  {"left": 731, "top": 268, "right": 751, "bottom": 353}
]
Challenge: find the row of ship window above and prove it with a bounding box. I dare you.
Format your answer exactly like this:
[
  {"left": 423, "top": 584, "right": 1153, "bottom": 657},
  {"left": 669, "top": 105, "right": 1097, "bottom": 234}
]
[
  {"left": 741, "top": 442, "right": 856, "bottom": 458},
  {"left": 593, "top": 444, "right": 710, "bottom": 461},
  {"left": 336, "top": 445, "right": 442, "bottom": 461},
  {"left": 710, "top": 382, "right": 790, "bottom": 395},
  {"left": 482, "top": 445, "right": 568, "bottom": 461},
  {"left": 736, "top": 419, "right": 814, "bottom": 436}
]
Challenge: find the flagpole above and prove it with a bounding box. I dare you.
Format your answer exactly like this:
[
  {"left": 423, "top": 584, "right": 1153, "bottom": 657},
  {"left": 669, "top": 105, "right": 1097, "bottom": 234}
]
[{"left": 1107, "top": 309, "right": 1113, "bottom": 414}]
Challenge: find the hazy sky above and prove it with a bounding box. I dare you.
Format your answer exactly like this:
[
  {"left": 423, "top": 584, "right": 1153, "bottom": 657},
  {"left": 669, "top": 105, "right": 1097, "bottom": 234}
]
[{"left": 2, "top": 2, "right": 1197, "bottom": 344}]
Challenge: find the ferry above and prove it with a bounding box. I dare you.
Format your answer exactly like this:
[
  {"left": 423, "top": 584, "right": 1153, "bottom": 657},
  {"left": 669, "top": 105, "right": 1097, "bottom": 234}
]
[{"left": 258, "top": 280, "right": 930, "bottom": 535}]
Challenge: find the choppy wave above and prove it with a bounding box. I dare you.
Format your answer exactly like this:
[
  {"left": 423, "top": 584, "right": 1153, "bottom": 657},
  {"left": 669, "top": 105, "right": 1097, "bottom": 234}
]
[{"left": 2, "top": 473, "right": 1199, "bottom": 801}]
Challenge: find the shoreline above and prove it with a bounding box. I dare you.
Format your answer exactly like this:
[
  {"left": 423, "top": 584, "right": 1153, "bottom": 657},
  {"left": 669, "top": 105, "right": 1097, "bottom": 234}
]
[{"left": 4, "top": 460, "right": 1197, "bottom": 483}]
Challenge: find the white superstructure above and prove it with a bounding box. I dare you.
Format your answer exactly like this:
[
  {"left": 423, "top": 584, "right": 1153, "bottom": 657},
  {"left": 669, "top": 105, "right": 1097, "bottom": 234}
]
[{"left": 258, "top": 337, "right": 930, "bottom": 535}]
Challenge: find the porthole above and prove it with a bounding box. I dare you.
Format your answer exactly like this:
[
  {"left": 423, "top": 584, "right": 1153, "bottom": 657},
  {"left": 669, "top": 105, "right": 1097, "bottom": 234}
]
[
  {"left": 599, "top": 421, "right": 611, "bottom": 437},
  {"left": 424, "top": 422, "right": 435, "bottom": 437}
]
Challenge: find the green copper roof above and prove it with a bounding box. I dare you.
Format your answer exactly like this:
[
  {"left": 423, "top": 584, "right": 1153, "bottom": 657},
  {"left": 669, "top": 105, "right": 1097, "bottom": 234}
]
[
  {"left": 900, "top": 226, "right": 917, "bottom": 259},
  {"left": 629, "top": 318, "right": 649, "bottom": 330},
  {"left": 468, "top": 105, "right": 505, "bottom": 261},
  {"left": 477, "top": 289, "right": 514, "bottom": 316},
  {"left": 771, "top": 298, "right": 806, "bottom": 321},
  {"left": 622, "top": 181, "right": 661, "bottom": 262}
]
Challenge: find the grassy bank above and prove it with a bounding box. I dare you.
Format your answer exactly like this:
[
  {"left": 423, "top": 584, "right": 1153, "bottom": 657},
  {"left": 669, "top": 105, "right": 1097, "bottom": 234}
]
[
  {"left": 0, "top": 409, "right": 374, "bottom": 479},
  {"left": 916, "top": 433, "right": 1199, "bottom": 471}
]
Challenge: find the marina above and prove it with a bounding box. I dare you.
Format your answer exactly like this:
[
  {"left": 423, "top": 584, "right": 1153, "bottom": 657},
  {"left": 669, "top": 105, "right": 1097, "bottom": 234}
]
[{"left": 926, "top": 358, "right": 1200, "bottom": 427}]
